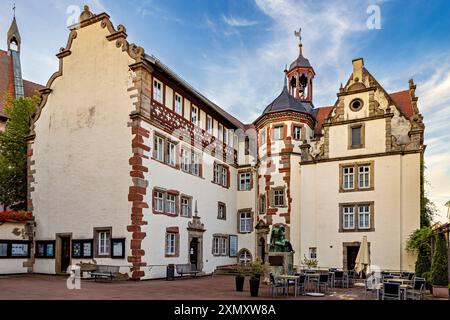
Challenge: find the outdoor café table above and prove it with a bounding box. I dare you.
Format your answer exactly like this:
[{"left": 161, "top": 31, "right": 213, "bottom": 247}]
[
  {"left": 390, "top": 278, "right": 412, "bottom": 285},
  {"left": 277, "top": 275, "right": 300, "bottom": 297},
  {"left": 305, "top": 273, "right": 320, "bottom": 292}
]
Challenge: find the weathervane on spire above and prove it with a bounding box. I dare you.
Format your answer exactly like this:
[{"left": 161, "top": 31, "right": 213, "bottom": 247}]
[
  {"left": 294, "top": 28, "right": 303, "bottom": 55},
  {"left": 13, "top": 3, "right": 16, "bottom": 18}
]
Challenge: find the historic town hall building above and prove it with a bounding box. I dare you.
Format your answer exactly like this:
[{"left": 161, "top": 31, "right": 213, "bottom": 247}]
[{"left": 1, "top": 7, "right": 425, "bottom": 279}]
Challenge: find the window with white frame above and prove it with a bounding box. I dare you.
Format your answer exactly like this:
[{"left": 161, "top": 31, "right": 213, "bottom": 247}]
[
  {"left": 192, "top": 153, "right": 201, "bottom": 177},
  {"left": 224, "top": 128, "right": 229, "bottom": 145},
  {"left": 213, "top": 236, "right": 228, "bottom": 256},
  {"left": 221, "top": 166, "right": 228, "bottom": 187},
  {"left": 239, "top": 249, "right": 252, "bottom": 264},
  {"left": 213, "top": 163, "right": 229, "bottom": 188},
  {"left": 239, "top": 172, "right": 252, "bottom": 191},
  {"left": 259, "top": 195, "right": 266, "bottom": 215},
  {"left": 181, "top": 148, "right": 191, "bottom": 173},
  {"left": 218, "top": 203, "right": 226, "bottom": 220},
  {"left": 174, "top": 94, "right": 182, "bottom": 115},
  {"left": 358, "top": 205, "right": 371, "bottom": 229},
  {"left": 191, "top": 106, "right": 199, "bottom": 126},
  {"left": 220, "top": 237, "right": 227, "bottom": 255},
  {"left": 293, "top": 126, "right": 302, "bottom": 140},
  {"left": 213, "top": 164, "right": 220, "bottom": 184},
  {"left": 358, "top": 165, "right": 370, "bottom": 189},
  {"left": 154, "top": 135, "right": 165, "bottom": 162},
  {"left": 273, "top": 188, "right": 285, "bottom": 207},
  {"left": 165, "top": 233, "right": 176, "bottom": 256},
  {"left": 166, "top": 194, "right": 177, "bottom": 215},
  {"left": 239, "top": 211, "right": 252, "bottom": 233},
  {"left": 343, "top": 207, "right": 355, "bottom": 230},
  {"left": 180, "top": 196, "right": 192, "bottom": 218},
  {"left": 309, "top": 247, "right": 317, "bottom": 260},
  {"left": 343, "top": 167, "right": 355, "bottom": 190},
  {"left": 260, "top": 128, "right": 266, "bottom": 145},
  {"left": 153, "top": 79, "right": 162, "bottom": 103},
  {"left": 167, "top": 142, "right": 176, "bottom": 167},
  {"left": 228, "top": 130, "right": 234, "bottom": 148},
  {"left": 273, "top": 126, "right": 283, "bottom": 140},
  {"left": 154, "top": 190, "right": 165, "bottom": 212},
  {"left": 98, "top": 231, "right": 110, "bottom": 256},
  {"left": 206, "top": 116, "right": 213, "bottom": 135},
  {"left": 218, "top": 124, "right": 224, "bottom": 141}
]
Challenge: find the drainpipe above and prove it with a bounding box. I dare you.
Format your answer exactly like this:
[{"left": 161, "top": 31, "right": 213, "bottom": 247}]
[{"left": 399, "top": 149, "right": 404, "bottom": 271}]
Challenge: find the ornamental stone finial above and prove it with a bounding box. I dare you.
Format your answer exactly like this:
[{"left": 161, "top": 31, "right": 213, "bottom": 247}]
[{"left": 79, "top": 5, "right": 94, "bottom": 23}]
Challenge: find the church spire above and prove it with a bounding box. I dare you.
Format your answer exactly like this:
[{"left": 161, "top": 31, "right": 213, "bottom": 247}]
[{"left": 7, "top": 4, "right": 21, "bottom": 52}]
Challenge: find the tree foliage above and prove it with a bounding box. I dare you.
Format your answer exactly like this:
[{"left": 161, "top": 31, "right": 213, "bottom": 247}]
[
  {"left": 406, "top": 227, "right": 433, "bottom": 278},
  {"left": 431, "top": 232, "right": 449, "bottom": 286},
  {"left": 420, "top": 160, "right": 436, "bottom": 227},
  {"left": 0, "top": 96, "right": 38, "bottom": 211}
]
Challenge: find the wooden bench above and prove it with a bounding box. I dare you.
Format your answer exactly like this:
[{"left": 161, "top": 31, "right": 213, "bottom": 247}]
[
  {"left": 176, "top": 264, "right": 200, "bottom": 278},
  {"left": 90, "top": 265, "right": 120, "bottom": 281}
]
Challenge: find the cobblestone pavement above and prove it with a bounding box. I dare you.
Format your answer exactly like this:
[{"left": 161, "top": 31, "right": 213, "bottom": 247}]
[{"left": 0, "top": 274, "right": 435, "bottom": 300}]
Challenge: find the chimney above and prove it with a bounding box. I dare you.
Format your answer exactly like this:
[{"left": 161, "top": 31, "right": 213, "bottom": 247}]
[{"left": 352, "top": 58, "right": 364, "bottom": 82}]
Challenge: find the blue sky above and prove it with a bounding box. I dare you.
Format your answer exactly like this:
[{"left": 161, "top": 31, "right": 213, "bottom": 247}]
[{"left": 1, "top": 0, "right": 449, "bottom": 222}]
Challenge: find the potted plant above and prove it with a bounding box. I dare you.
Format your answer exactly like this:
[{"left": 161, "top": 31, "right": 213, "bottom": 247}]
[
  {"left": 430, "top": 232, "right": 449, "bottom": 298},
  {"left": 247, "top": 259, "right": 268, "bottom": 297},
  {"left": 234, "top": 264, "right": 247, "bottom": 292},
  {"left": 302, "top": 254, "right": 318, "bottom": 270}
]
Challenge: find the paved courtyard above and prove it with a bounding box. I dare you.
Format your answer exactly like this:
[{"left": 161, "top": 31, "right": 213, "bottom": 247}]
[{"left": 0, "top": 274, "right": 376, "bottom": 300}]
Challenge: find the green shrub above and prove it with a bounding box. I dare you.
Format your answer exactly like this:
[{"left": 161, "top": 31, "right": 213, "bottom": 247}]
[
  {"left": 406, "top": 227, "right": 432, "bottom": 277},
  {"left": 430, "top": 232, "right": 449, "bottom": 286}
]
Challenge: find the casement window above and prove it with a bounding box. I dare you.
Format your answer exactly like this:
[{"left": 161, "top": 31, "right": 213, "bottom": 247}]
[
  {"left": 239, "top": 172, "right": 252, "bottom": 191},
  {"left": 174, "top": 94, "right": 182, "bottom": 115},
  {"left": 181, "top": 148, "right": 191, "bottom": 173},
  {"left": 0, "top": 241, "right": 31, "bottom": 259},
  {"left": 245, "top": 136, "right": 250, "bottom": 155},
  {"left": 358, "top": 165, "right": 370, "bottom": 189},
  {"left": 260, "top": 128, "right": 266, "bottom": 145},
  {"left": 192, "top": 153, "right": 201, "bottom": 177},
  {"left": 153, "top": 79, "right": 163, "bottom": 103},
  {"left": 342, "top": 167, "right": 355, "bottom": 191},
  {"left": 228, "top": 130, "right": 234, "bottom": 148},
  {"left": 153, "top": 189, "right": 180, "bottom": 216},
  {"left": 218, "top": 202, "right": 226, "bottom": 220},
  {"left": 206, "top": 116, "right": 213, "bottom": 135},
  {"left": 218, "top": 124, "right": 224, "bottom": 141},
  {"left": 293, "top": 126, "right": 302, "bottom": 140},
  {"left": 273, "top": 126, "right": 283, "bottom": 141},
  {"left": 340, "top": 202, "right": 374, "bottom": 232},
  {"left": 343, "top": 207, "right": 355, "bottom": 230},
  {"left": 191, "top": 106, "right": 199, "bottom": 126},
  {"left": 224, "top": 128, "right": 229, "bottom": 145},
  {"left": 238, "top": 249, "right": 252, "bottom": 264},
  {"left": 349, "top": 124, "right": 365, "bottom": 149},
  {"left": 213, "top": 163, "right": 229, "bottom": 188},
  {"left": 154, "top": 135, "right": 165, "bottom": 162},
  {"left": 154, "top": 190, "right": 165, "bottom": 212},
  {"left": 340, "top": 162, "right": 374, "bottom": 192},
  {"left": 259, "top": 195, "right": 266, "bottom": 215},
  {"left": 272, "top": 188, "right": 285, "bottom": 207},
  {"left": 35, "top": 241, "right": 56, "bottom": 259},
  {"left": 212, "top": 236, "right": 228, "bottom": 256},
  {"left": 309, "top": 247, "right": 317, "bottom": 260},
  {"left": 358, "top": 205, "right": 371, "bottom": 229},
  {"left": 167, "top": 142, "right": 176, "bottom": 167},
  {"left": 180, "top": 196, "right": 192, "bottom": 218},
  {"left": 239, "top": 211, "right": 252, "bottom": 234},
  {"left": 166, "top": 194, "right": 177, "bottom": 215},
  {"left": 165, "top": 233, "right": 177, "bottom": 256},
  {"left": 97, "top": 231, "right": 111, "bottom": 257}
]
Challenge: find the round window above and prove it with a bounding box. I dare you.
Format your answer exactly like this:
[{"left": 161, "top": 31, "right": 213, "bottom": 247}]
[{"left": 350, "top": 99, "right": 363, "bottom": 111}]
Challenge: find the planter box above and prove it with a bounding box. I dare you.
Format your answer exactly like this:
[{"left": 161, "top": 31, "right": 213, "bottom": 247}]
[{"left": 432, "top": 285, "right": 449, "bottom": 299}]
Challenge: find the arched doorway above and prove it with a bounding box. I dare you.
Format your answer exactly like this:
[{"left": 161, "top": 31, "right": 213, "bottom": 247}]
[{"left": 258, "top": 237, "right": 266, "bottom": 263}]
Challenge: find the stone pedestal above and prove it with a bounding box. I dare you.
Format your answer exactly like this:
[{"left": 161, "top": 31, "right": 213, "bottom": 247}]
[{"left": 268, "top": 252, "right": 294, "bottom": 275}]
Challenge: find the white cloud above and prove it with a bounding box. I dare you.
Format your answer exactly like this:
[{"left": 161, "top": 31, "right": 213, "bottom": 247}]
[{"left": 222, "top": 16, "right": 259, "bottom": 27}]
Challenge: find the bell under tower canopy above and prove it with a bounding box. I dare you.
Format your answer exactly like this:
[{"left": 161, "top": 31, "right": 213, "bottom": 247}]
[{"left": 7, "top": 17, "right": 21, "bottom": 52}]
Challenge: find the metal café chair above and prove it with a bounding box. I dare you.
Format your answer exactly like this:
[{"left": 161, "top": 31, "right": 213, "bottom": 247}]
[
  {"left": 382, "top": 282, "right": 401, "bottom": 300},
  {"left": 268, "top": 273, "right": 285, "bottom": 298},
  {"left": 406, "top": 277, "right": 426, "bottom": 300},
  {"left": 318, "top": 274, "right": 330, "bottom": 294},
  {"left": 334, "top": 271, "right": 348, "bottom": 288},
  {"left": 296, "top": 274, "right": 307, "bottom": 296}
]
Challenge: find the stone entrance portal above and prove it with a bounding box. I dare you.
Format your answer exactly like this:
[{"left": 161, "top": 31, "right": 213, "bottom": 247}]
[{"left": 187, "top": 214, "right": 206, "bottom": 272}]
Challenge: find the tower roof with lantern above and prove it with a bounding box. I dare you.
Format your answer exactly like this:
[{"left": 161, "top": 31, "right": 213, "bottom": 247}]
[{"left": 255, "top": 28, "right": 315, "bottom": 123}]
